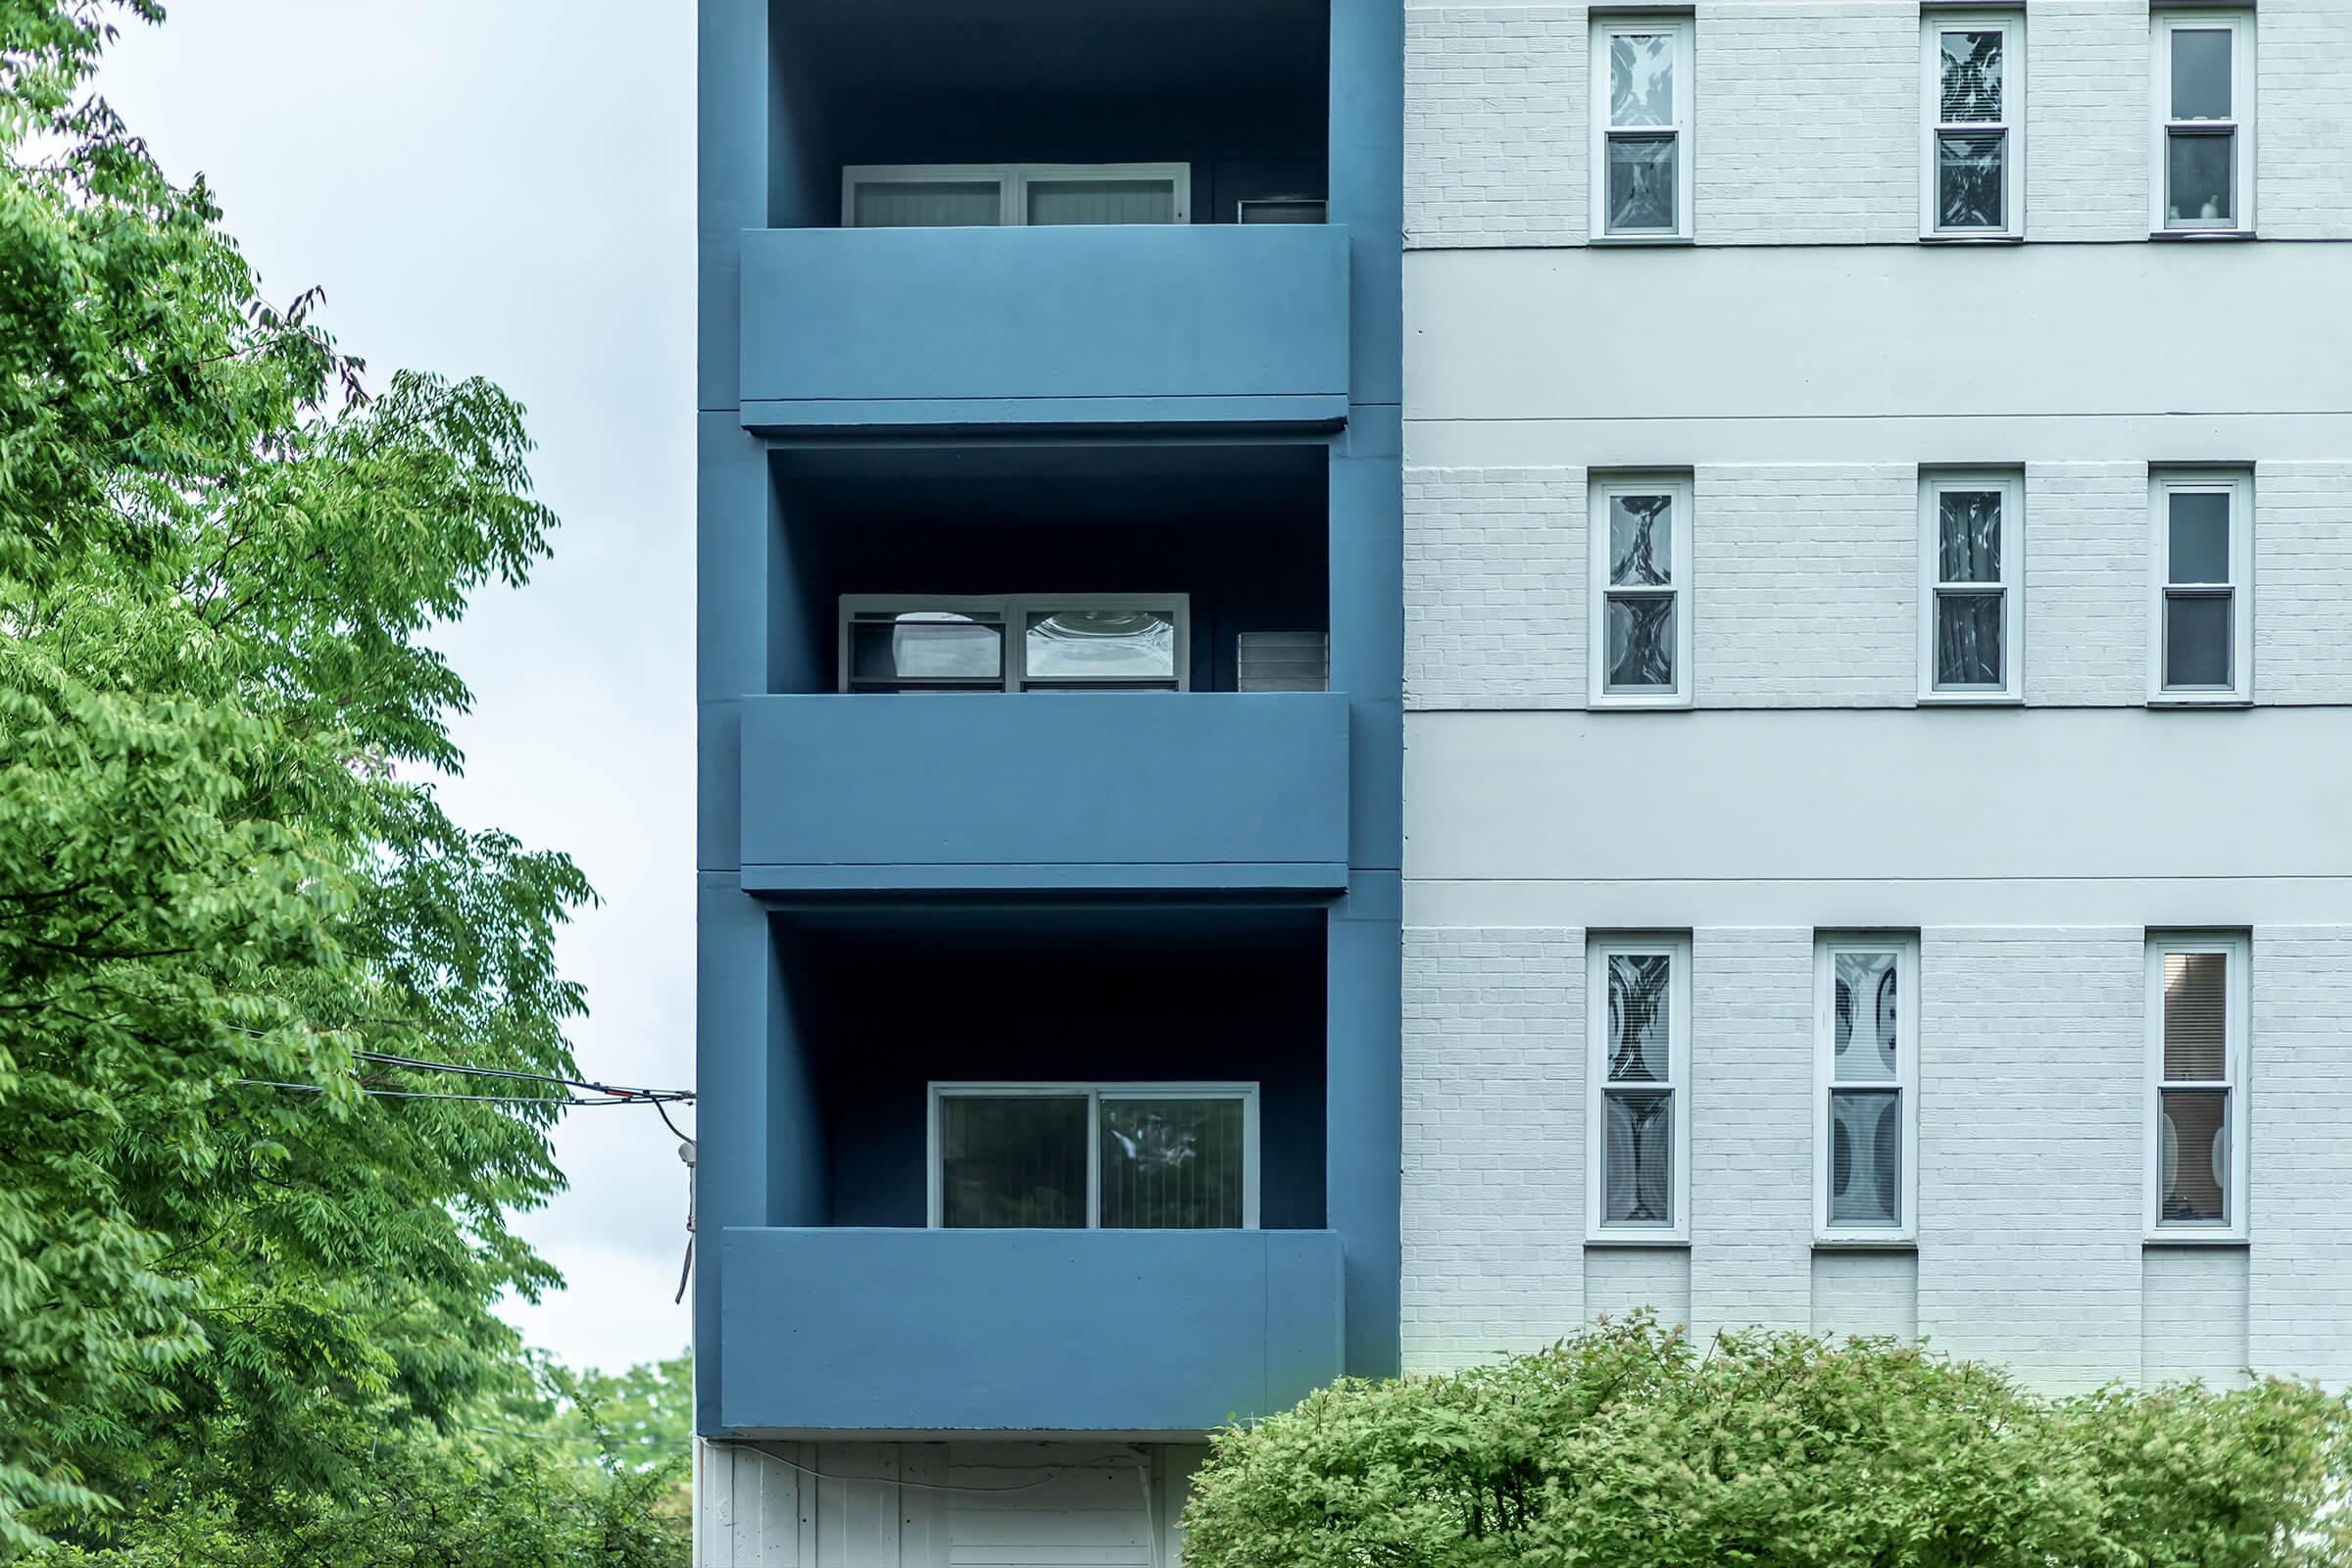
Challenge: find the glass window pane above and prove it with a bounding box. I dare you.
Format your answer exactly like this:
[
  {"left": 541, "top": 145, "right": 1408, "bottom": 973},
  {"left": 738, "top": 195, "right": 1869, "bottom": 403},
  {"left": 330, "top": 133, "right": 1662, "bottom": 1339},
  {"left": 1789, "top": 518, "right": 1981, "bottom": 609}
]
[
  {"left": 1606, "top": 594, "right": 1677, "bottom": 690},
  {"left": 2171, "top": 27, "right": 2232, "bottom": 121},
  {"left": 2163, "top": 952, "right": 2230, "bottom": 1081},
  {"left": 1100, "top": 1099, "right": 1246, "bottom": 1229},
  {"left": 2164, "top": 593, "right": 2232, "bottom": 688},
  {"left": 852, "top": 613, "right": 1004, "bottom": 682},
  {"left": 1602, "top": 1091, "right": 1674, "bottom": 1225},
  {"left": 1606, "top": 954, "right": 1672, "bottom": 1082},
  {"left": 2168, "top": 491, "right": 2231, "bottom": 583},
  {"left": 1935, "top": 592, "right": 2005, "bottom": 688},
  {"left": 1026, "top": 178, "right": 1178, "bottom": 225},
  {"left": 1609, "top": 33, "right": 1675, "bottom": 127},
  {"left": 1833, "top": 952, "right": 1900, "bottom": 1082},
  {"left": 2166, "top": 130, "right": 2234, "bottom": 225},
  {"left": 1024, "top": 609, "right": 1177, "bottom": 682},
  {"left": 1606, "top": 135, "right": 1678, "bottom": 232},
  {"left": 1610, "top": 494, "right": 1675, "bottom": 586},
  {"left": 1830, "top": 1089, "right": 1902, "bottom": 1227},
  {"left": 940, "top": 1096, "right": 1088, "bottom": 1227},
  {"left": 854, "top": 180, "right": 1002, "bottom": 228},
  {"left": 2160, "top": 1089, "right": 2230, "bottom": 1224},
  {"left": 1939, "top": 31, "right": 2003, "bottom": 122},
  {"left": 1936, "top": 131, "right": 2006, "bottom": 229},
  {"left": 1937, "top": 491, "right": 2002, "bottom": 582}
]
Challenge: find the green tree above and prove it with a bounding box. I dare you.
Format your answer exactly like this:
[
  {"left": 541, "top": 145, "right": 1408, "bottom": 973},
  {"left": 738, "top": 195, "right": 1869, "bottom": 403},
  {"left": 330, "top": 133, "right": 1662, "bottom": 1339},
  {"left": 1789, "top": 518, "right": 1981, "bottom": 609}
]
[
  {"left": 0, "top": 0, "right": 608, "bottom": 1548},
  {"left": 1182, "top": 1318, "right": 2352, "bottom": 1568}
]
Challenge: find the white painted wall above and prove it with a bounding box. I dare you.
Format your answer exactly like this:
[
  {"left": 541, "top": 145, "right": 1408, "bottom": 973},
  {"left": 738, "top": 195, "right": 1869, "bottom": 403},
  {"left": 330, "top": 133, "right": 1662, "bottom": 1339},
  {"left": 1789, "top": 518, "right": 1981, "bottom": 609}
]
[
  {"left": 1403, "top": 0, "right": 2352, "bottom": 1391},
  {"left": 696, "top": 1440, "right": 1204, "bottom": 1567}
]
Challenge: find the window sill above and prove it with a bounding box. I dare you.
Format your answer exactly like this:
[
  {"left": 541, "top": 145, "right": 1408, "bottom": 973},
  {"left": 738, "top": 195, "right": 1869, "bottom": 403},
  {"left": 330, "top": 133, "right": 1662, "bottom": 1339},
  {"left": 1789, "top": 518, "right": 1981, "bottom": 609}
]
[
  {"left": 1813, "top": 1236, "right": 1918, "bottom": 1252},
  {"left": 2150, "top": 227, "right": 2257, "bottom": 241},
  {"left": 1589, "top": 234, "right": 1695, "bottom": 248},
  {"left": 2146, "top": 694, "right": 2253, "bottom": 709},
  {"left": 1918, "top": 692, "right": 2024, "bottom": 708},
  {"left": 1585, "top": 1234, "right": 1691, "bottom": 1250},
  {"left": 2144, "top": 1232, "right": 2249, "bottom": 1248},
  {"left": 1589, "top": 696, "right": 1694, "bottom": 711},
  {"left": 1918, "top": 231, "right": 2026, "bottom": 245}
]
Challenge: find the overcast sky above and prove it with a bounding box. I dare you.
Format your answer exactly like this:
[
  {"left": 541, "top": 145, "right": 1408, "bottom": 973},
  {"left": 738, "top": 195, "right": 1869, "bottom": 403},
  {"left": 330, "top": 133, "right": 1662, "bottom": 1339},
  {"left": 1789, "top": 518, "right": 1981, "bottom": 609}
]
[{"left": 102, "top": 3, "right": 699, "bottom": 1374}]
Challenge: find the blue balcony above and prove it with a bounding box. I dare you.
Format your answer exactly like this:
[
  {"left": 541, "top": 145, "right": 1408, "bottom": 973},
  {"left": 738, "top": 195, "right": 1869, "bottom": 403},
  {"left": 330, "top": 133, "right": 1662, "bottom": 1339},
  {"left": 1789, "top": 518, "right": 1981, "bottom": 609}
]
[
  {"left": 737, "top": 692, "right": 1349, "bottom": 893},
  {"left": 713, "top": 1227, "right": 1345, "bottom": 1434},
  {"left": 736, "top": 223, "right": 1350, "bottom": 432}
]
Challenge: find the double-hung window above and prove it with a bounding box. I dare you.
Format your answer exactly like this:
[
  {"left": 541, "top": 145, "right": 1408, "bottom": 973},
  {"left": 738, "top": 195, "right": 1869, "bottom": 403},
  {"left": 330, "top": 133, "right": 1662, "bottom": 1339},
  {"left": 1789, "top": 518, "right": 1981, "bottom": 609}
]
[
  {"left": 2148, "top": 471, "right": 2252, "bottom": 704},
  {"left": 1922, "top": 15, "right": 2023, "bottom": 238},
  {"left": 844, "top": 163, "right": 1192, "bottom": 227},
  {"left": 841, "top": 595, "right": 1189, "bottom": 693},
  {"left": 1815, "top": 936, "right": 1919, "bottom": 1243},
  {"left": 1587, "top": 936, "right": 1690, "bottom": 1242},
  {"left": 2152, "top": 13, "right": 2254, "bottom": 234},
  {"left": 1591, "top": 17, "right": 1693, "bottom": 240},
  {"left": 2145, "top": 934, "right": 2248, "bottom": 1239},
  {"left": 1919, "top": 472, "right": 2024, "bottom": 701},
  {"left": 1590, "top": 474, "right": 1693, "bottom": 707},
  {"left": 929, "top": 1084, "right": 1258, "bottom": 1229}
]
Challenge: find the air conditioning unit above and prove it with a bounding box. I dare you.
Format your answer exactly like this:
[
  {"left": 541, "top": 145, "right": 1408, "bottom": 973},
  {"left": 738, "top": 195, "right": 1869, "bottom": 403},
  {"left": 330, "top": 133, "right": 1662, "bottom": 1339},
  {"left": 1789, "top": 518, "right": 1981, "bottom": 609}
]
[
  {"left": 1237, "top": 196, "right": 1326, "bottom": 224},
  {"left": 1237, "top": 631, "right": 1330, "bottom": 692}
]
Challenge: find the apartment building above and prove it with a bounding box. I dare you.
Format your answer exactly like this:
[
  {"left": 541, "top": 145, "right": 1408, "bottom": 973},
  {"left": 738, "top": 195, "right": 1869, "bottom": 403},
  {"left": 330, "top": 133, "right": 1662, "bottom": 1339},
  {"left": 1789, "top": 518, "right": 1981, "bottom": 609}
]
[
  {"left": 1403, "top": 0, "right": 2352, "bottom": 1392},
  {"left": 693, "top": 1, "right": 1400, "bottom": 1561}
]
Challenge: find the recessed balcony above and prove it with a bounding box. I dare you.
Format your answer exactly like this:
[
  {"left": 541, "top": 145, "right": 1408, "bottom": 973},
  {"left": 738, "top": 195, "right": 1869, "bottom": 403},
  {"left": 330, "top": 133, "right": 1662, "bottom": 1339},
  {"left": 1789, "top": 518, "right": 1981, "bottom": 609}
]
[
  {"left": 737, "top": 690, "right": 1349, "bottom": 893},
  {"left": 713, "top": 1226, "right": 1345, "bottom": 1434},
  {"left": 737, "top": 222, "right": 1350, "bottom": 432}
]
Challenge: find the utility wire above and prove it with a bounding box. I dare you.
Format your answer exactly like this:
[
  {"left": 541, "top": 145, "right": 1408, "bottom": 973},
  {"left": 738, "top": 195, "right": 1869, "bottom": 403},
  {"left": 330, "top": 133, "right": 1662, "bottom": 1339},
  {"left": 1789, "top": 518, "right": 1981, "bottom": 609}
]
[
  {"left": 231, "top": 1048, "right": 693, "bottom": 1108},
  {"left": 234, "top": 1079, "right": 671, "bottom": 1107}
]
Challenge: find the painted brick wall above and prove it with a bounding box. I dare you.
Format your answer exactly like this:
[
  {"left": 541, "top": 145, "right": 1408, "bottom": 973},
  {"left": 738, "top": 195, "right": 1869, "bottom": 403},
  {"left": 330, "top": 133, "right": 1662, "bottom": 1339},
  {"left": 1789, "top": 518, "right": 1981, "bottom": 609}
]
[
  {"left": 1404, "top": 6, "right": 1586, "bottom": 248},
  {"left": 1404, "top": 467, "right": 1586, "bottom": 710},
  {"left": 1401, "top": 926, "right": 1587, "bottom": 1370},
  {"left": 2026, "top": 1, "right": 2149, "bottom": 242},
  {"left": 2253, "top": 464, "right": 2352, "bottom": 705},
  {"left": 2258, "top": 0, "right": 2352, "bottom": 240},
  {"left": 1688, "top": 928, "right": 1815, "bottom": 1339},
  {"left": 1405, "top": 0, "right": 2352, "bottom": 250},
  {"left": 2248, "top": 927, "right": 2352, "bottom": 1387},
  {"left": 1694, "top": 3, "right": 1916, "bottom": 246},
  {"left": 1402, "top": 924, "right": 2352, "bottom": 1388},
  {"left": 2142, "top": 1247, "right": 2250, "bottom": 1386},
  {"left": 1915, "top": 928, "right": 2145, "bottom": 1391},
  {"left": 1693, "top": 466, "right": 1917, "bottom": 709},
  {"left": 1811, "top": 1250, "right": 1919, "bottom": 1343},
  {"left": 2022, "top": 463, "right": 2147, "bottom": 707}
]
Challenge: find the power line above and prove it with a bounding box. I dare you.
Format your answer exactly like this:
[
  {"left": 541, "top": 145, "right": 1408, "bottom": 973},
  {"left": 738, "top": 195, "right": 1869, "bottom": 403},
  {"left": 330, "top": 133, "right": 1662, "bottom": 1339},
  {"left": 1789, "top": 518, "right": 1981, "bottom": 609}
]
[
  {"left": 234, "top": 1079, "right": 689, "bottom": 1108},
  {"left": 355, "top": 1050, "right": 694, "bottom": 1104}
]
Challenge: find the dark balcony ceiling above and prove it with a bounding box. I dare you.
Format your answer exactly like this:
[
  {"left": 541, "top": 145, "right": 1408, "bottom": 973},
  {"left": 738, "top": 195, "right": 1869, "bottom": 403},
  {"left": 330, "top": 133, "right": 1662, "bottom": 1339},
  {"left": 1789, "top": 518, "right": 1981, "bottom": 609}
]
[{"left": 775, "top": 0, "right": 1328, "bottom": 104}]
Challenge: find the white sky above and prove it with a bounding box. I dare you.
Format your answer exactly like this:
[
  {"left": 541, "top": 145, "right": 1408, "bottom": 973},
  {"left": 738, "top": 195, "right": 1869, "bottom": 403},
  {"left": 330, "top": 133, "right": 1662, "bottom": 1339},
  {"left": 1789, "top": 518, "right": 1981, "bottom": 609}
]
[{"left": 101, "top": 3, "right": 699, "bottom": 1374}]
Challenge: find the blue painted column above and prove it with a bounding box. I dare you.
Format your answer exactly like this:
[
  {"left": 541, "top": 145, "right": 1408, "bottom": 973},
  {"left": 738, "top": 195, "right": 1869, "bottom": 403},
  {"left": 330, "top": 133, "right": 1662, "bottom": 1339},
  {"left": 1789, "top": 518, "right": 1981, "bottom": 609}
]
[{"left": 1325, "top": 0, "right": 1404, "bottom": 1381}]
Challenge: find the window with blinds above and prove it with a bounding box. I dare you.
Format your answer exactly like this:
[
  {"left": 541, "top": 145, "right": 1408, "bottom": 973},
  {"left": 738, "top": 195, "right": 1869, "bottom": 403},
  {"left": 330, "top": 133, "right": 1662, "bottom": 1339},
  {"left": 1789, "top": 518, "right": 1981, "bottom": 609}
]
[
  {"left": 2147, "top": 934, "right": 2249, "bottom": 1237},
  {"left": 842, "top": 164, "right": 1191, "bottom": 227},
  {"left": 929, "top": 1085, "right": 1257, "bottom": 1230}
]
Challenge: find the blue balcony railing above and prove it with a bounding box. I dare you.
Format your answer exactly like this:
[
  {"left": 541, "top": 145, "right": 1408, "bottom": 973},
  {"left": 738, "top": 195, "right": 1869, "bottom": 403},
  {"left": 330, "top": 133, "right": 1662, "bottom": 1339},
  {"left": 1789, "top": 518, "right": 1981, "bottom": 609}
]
[
  {"left": 713, "top": 1227, "right": 1345, "bottom": 1434},
  {"left": 737, "top": 692, "right": 1349, "bottom": 893},
  {"left": 737, "top": 223, "right": 1350, "bottom": 431}
]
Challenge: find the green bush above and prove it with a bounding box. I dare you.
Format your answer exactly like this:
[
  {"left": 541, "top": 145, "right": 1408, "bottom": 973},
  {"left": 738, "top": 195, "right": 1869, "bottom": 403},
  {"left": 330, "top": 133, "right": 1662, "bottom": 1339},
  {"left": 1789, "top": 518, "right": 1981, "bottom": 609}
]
[{"left": 1182, "top": 1317, "right": 2352, "bottom": 1568}]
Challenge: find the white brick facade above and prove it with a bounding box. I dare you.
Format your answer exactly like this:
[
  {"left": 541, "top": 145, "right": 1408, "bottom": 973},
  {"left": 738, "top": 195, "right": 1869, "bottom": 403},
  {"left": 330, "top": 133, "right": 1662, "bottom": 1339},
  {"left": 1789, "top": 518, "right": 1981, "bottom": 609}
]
[
  {"left": 1404, "top": 0, "right": 2352, "bottom": 1394},
  {"left": 1406, "top": 0, "right": 2352, "bottom": 247}
]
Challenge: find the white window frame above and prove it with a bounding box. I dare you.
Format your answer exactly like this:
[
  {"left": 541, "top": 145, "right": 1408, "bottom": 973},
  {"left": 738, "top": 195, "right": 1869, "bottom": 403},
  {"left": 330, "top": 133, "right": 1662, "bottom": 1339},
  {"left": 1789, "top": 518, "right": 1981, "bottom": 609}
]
[
  {"left": 1588, "top": 472, "right": 1695, "bottom": 709},
  {"left": 2149, "top": 12, "right": 2255, "bottom": 236},
  {"left": 1586, "top": 934, "right": 1692, "bottom": 1244},
  {"left": 925, "top": 1082, "right": 1261, "bottom": 1230},
  {"left": 2146, "top": 469, "right": 2253, "bottom": 706},
  {"left": 1590, "top": 16, "right": 1695, "bottom": 242},
  {"left": 1813, "top": 935, "right": 1921, "bottom": 1246},
  {"left": 2143, "top": 933, "right": 2249, "bottom": 1242},
  {"left": 1917, "top": 470, "right": 2025, "bottom": 703},
  {"left": 842, "top": 163, "right": 1194, "bottom": 227},
  {"left": 839, "top": 593, "right": 1191, "bottom": 694},
  {"left": 1920, "top": 13, "right": 2025, "bottom": 240}
]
